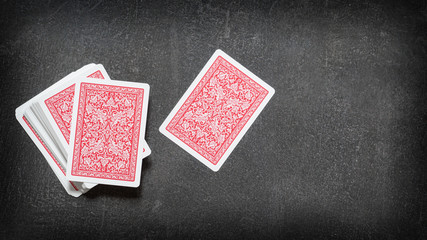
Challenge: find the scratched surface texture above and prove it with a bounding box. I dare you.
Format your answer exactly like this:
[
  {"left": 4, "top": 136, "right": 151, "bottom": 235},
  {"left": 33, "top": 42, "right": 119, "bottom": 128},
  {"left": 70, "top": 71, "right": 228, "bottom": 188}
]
[{"left": 1, "top": 0, "right": 426, "bottom": 239}]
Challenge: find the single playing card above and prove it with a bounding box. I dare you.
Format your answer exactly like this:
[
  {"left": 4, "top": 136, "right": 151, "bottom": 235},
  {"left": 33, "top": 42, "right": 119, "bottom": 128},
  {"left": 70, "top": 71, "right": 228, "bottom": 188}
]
[
  {"left": 67, "top": 79, "right": 150, "bottom": 187},
  {"left": 159, "top": 50, "right": 275, "bottom": 171}
]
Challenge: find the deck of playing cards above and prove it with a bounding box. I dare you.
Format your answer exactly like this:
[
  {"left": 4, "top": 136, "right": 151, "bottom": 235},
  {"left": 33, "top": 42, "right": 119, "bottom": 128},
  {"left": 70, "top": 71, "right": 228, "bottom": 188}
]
[
  {"left": 16, "top": 64, "right": 151, "bottom": 197},
  {"left": 160, "top": 50, "right": 275, "bottom": 171}
]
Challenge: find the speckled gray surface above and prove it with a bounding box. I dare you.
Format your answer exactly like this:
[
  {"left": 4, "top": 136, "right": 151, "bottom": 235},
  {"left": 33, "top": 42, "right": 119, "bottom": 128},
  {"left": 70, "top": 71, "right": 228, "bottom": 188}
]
[{"left": 1, "top": 0, "right": 426, "bottom": 239}]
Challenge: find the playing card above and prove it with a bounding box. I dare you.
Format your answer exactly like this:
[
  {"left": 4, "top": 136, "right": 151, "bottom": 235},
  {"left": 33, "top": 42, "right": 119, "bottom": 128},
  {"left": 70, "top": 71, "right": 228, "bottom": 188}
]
[
  {"left": 15, "top": 64, "right": 109, "bottom": 197},
  {"left": 67, "top": 79, "right": 150, "bottom": 187},
  {"left": 159, "top": 50, "right": 275, "bottom": 171}
]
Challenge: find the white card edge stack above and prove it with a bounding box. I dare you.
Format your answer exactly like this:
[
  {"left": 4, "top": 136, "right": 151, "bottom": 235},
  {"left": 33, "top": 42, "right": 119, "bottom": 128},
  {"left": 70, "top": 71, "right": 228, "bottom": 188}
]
[{"left": 15, "top": 64, "right": 100, "bottom": 197}]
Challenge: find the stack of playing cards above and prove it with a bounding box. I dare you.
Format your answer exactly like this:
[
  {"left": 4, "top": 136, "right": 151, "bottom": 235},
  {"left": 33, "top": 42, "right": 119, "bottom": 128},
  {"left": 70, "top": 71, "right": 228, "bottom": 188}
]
[
  {"left": 16, "top": 64, "right": 151, "bottom": 197},
  {"left": 160, "top": 50, "right": 275, "bottom": 171}
]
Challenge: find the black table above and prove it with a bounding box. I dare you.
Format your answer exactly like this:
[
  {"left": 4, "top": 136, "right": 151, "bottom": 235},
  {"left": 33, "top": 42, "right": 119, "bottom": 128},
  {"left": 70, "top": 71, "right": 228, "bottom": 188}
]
[{"left": 1, "top": 1, "right": 426, "bottom": 239}]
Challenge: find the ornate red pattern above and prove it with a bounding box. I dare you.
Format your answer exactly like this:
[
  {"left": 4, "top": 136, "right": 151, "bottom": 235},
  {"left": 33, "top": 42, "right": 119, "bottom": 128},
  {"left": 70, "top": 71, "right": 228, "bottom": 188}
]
[
  {"left": 86, "top": 70, "right": 105, "bottom": 79},
  {"left": 45, "top": 84, "right": 75, "bottom": 143},
  {"left": 165, "top": 56, "right": 268, "bottom": 165},
  {"left": 71, "top": 83, "right": 144, "bottom": 181}
]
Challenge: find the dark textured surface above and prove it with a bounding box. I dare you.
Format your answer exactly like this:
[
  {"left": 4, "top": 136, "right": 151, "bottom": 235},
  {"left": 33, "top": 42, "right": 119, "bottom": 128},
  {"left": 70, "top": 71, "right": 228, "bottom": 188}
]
[{"left": 1, "top": 0, "right": 426, "bottom": 239}]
